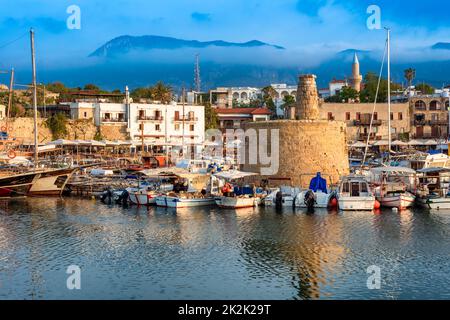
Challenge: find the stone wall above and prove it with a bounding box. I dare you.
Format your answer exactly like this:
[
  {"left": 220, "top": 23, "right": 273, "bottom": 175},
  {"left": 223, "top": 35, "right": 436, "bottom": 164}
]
[
  {"left": 3, "top": 117, "right": 125, "bottom": 142},
  {"left": 99, "top": 124, "right": 128, "bottom": 141},
  {"left": 241, "top": 120, "right": 349, "bottom": 187},
  {"left": 296, "top": 75, "right": 320, "bottom": 120}
]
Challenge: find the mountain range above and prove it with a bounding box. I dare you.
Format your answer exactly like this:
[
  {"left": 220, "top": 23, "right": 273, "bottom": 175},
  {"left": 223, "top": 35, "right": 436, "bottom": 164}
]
[
  {"left": 25, "top": 35, "right": 450, "bottom": 91},
  {"left": 89, "top": 35, "right": 285, "bottom": 57}
]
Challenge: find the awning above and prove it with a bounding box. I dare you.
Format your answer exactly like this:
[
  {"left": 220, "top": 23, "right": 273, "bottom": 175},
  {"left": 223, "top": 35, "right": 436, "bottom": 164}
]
[
  {"left": 372, "top": 140, "right": 389, "bottom": 146},
  {"left": 351, "top": 141, "right": 367, "bottom": 148},
  {"left": 47, "top": 139, "right": 78, "bottom": 146},
  {"left": 392, "top": 140, "right": 408, "bottom": 146},
  {"left": 213, "top": 170, "right": 259, "bottom": 180}
]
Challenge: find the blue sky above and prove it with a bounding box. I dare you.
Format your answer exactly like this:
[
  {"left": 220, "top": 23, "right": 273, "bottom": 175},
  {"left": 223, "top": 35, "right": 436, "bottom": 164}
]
[{"left": 0, "top": 0, "right": 449, "bottom": 69}]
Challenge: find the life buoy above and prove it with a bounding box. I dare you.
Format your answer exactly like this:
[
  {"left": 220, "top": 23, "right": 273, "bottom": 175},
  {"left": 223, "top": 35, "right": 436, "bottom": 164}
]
[{"left": 7, "top": 150, "right": 16, "bottom": 159}]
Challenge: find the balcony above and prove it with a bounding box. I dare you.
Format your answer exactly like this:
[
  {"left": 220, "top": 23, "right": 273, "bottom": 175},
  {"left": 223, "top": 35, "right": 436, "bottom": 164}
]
[
  {"left": 172, "top": 116, "right": 198, "bottom": 122},
  {"left": 137, "top": 116, "right": 164, "bottom": 121},
  {"left": 429, "top": 119, "right": 448, "bottom": 126},
  {"left": 353, "top": 119, "right": 382, "bottom": 126},
  {"left": 358, "top": 133, "right": 381, "bottom": 141},
  {"left": 102, "top": 118, "right": 127, "bottom": 123},
  {"left": 412, "top": 119, "right": 426, "bottom": 126}
]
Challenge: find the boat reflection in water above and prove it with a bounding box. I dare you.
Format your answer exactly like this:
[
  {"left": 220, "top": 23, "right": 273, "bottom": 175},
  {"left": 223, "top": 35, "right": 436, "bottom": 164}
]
[{"left": 0, "top": 198, "right": 449, "bottom": 299}]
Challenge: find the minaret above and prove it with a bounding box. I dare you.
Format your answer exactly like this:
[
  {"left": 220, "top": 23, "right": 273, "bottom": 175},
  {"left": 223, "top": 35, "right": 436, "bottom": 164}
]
[{"left": 350, "top": 52, "right": 362, "bottom": 92}]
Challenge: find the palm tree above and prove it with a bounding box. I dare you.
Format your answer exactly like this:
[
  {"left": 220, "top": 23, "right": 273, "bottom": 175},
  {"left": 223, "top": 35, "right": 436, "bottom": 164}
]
[
  {"left": 261, "top": 86, "right": 278, "bottom": 117},
  {"left": 152, "top": 81, "right": 173, "bottom": 104},
  {"left": 404, "top": 68, "right": 416, "bottom": 93},
  {"left": 281, "top": 95, "right": 296, "bottom": 118}
]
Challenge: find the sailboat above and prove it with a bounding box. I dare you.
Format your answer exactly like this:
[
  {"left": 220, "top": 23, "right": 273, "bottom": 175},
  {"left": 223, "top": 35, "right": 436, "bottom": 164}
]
[{"left": 359, "top": 28, "right": 416, "bottom": 209}]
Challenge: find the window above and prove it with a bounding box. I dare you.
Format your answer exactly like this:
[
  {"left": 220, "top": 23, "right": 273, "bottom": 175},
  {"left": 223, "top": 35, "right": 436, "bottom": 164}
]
[
  {"left": 104, "top": 113, "right": 111, "bottom": 120},
  {"left": 361, "top": 183, "right": 368, "bottom": 193},
  {"left": 356, "top": 112, "right": 361, "bottom": 120},
  {"left": 398, "top": 112, "right": 403, "bottom": 120},
  {"left": 117, "top": 113, "right": 125, "bottom": 121},
  {"left": 155, "top": 110, "right": 161, "bottom": 119},
  {"left": 155, "top": 124, "right": 160, "bottom": 131},
  {"left": 430, "top": 101, "right": 440, "bottom": 111},
  {"left": 373, "top": 112, "right": 378, "bottom": 120},
  {"left": 188, "top": 111, "right": 195, "bottom": 120},
  {"left": 345, "top": 112, "right": 350, "bottom": 121},
  {"left": 415, "top": 100, "right": 426, "bottom": 110},
  {"left": 175, "top": 124, "right": 180, "bottom": 131},
  {"left": 190, "top": 124, "right": 195, "bottom": 131},
  {"left": 342, "top": 182, "right": 349, "bottom": 193},
  {"left": 174, "top": 111, "right": 180, "bottom": 120},
  {"left": 83, "top": 112, "right": 87, "bottom": 118},
  {"left": 139, "top": 123, "right": 144, "bottom": 131},
  {"left": 139, "top": 110, "right": 145, "bottom": 119},
  {"left": 390, "top": 113, "right": 393, "bottom": 120},
  {"left": 327, "top": 112, "right": 333, "bottom": 120}
]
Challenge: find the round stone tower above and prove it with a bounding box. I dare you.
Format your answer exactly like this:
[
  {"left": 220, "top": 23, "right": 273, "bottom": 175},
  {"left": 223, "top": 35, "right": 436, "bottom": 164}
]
[
  {"left": 296, "top": 74, "right": 320, "bottom": 120},
  {"left": 240, "top": 74, "right": 349, "bottom": 188}
]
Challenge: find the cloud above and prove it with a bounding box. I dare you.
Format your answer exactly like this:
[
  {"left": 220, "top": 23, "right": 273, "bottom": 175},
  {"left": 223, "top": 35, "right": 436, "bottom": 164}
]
[{"left": 191, "top": 12, "right": 211, "bottom": 23}]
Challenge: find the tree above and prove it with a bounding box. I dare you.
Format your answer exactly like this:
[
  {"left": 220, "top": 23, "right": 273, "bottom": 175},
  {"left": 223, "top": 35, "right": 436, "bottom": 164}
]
[
  {"left": 339, "top": 86, "right": 359, "bottom": 102},
  {"left": 261, "top": 86, "right": 277, "bottom": 116},
  {"left": 280, "top": 95, "right": 295, "bottom": 117},
  {"left": 415, "top": 83, "right": 435, "bottom": 95},
  {"left": 204, "top": 102, "right": 219, "bottom": 130},
  {"left": 46, "top": 81, "right": 69, "bottom": 94},
  {"left": 45, "top": 113, "right": 68, "bottom": 139},
  {"left": 131, "top": 87, "right": 153, "bottom": 101},
  {"left": 152, "top": 81, "right": 172, "bottom": 104},
  {"left": 359, "top": 72, "right": 402, "bottom": 103},
  {"left": 84, "top": 84, "right": 100, "bottom": 91},
  {"left": 404, "top": 68, "right": 416, "bottom": 92}
]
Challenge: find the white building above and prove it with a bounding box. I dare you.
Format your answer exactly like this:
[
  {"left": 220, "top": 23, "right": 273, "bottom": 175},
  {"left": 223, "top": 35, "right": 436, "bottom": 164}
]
[{"left": 70, "top": 101, "right": 205, "bottom": 154}]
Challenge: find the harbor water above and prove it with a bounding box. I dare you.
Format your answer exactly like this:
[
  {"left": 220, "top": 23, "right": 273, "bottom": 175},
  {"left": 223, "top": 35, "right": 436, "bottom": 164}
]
[{"left": 0, "top": 198, "right": 449, "bottom": 300}]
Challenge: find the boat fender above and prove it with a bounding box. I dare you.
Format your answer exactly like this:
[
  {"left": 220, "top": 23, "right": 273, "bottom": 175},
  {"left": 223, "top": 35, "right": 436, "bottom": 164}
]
[
  {"left": 7, "top": 149, "right": 16, "bottom": 159},
  {"left": 374, "top": 200, "right": 381, "bottom": 209}
]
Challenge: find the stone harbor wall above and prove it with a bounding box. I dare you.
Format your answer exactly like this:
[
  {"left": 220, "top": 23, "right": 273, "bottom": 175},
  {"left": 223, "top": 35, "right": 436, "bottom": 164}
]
[
  {"left": 241, "top": 120, "right": 349, "bottom": 188},
  {"left": 3, "top": 117, "right": 127, "bottom": 142}
]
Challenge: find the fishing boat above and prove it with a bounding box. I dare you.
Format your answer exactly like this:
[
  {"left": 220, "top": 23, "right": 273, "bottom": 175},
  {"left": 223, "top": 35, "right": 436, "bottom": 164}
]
[
  {"left": 211, "top": 170, "right": 262, "bottom": 209},
  {"left": 369, "top": 166, "right": 416, "bottom": 210},
  {"left": 0, "top": 171, "right": 40, "bottom": 198},
  {"left": 156, "top": 193, "right": 216, "bottom": 208},
  {"left": 337, "top": 175, "right": 376, "bottom": 211},
  {"left": 127, "top": 187, "right": 159, "bottom": 206},
  {"left": 416, "top": 167, "right": 450, "bottom": 210}
]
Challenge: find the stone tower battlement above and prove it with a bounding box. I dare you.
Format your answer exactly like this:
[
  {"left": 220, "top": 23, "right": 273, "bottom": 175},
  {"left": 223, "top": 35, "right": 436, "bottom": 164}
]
[{"left": 296, "top": 74, "right": 320, "bottom": 120}]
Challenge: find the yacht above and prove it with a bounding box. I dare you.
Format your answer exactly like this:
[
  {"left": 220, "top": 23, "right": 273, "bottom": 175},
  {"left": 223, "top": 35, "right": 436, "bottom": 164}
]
[{"left": 416, "top": 167, "right": 450, "bottom": 210}]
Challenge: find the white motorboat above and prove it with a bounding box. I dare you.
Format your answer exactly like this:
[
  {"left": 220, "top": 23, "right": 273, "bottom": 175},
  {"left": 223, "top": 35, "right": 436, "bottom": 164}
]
[
  {"left": 294, "top": 173, "right": 337, "bottom": 209},
  {"left": 416, "top": 167, "right": 450, "bottom": 210},
  {"left": 264, "top": 186, "right": 301, "bottom": 207},
  {"left": 338, "top": 175, "right": 376, "bottom": 211}
]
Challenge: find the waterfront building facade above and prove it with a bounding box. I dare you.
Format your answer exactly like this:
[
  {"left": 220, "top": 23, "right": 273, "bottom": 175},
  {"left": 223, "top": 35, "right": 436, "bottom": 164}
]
[
  {"left": 69, "top": 101, "right": 205, "bottom": 153},
  {"left": 215, "top": 107, "right": 271, "bottom": 132},
  {"left": 410, "top": 95, "right": 450, "bottom": 139},
  {"left": 320, "top": 102, "right": 411, "bottom": 142}
]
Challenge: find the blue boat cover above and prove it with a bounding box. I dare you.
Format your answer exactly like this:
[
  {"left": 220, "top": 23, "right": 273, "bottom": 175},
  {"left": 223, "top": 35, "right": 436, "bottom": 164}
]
[{"left": 309, "top": 172, "right": 327, "bottom": 193}]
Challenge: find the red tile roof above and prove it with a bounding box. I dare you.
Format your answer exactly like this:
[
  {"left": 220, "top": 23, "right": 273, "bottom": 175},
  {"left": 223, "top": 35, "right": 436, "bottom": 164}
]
[{"left": 215, "top": 107, "right": 272, "bottom": 115}]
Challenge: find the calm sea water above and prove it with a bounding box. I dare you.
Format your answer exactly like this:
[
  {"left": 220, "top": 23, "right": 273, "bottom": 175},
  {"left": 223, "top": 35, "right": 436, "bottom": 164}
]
[{"left": 0, "top": 198, "right": 449, "bottom": 300}]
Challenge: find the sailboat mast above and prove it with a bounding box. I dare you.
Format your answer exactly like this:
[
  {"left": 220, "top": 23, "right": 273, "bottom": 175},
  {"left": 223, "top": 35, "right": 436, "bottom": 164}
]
[
  {"left": 386, "top": 28, "right": 391, "bottom": 162},
  {"left": 30, "top": 28, "right": 38, "bottom": 167}
]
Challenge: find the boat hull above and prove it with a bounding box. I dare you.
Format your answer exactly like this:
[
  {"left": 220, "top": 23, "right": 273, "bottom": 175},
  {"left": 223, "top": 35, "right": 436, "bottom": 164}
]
[
  {"left": 215, "top": 196, "right": 260, "bottom": 209},
  {"left": 156, "top": 195, "right": 216, "bottom": 208},
  {"left": 338, "top": 196, "right": 375, "bottom": 211},
  {"left": 0, "top": 172, "right": 40, "bottom": 198},
  {"left": 128, "top": 190, "right": 157, "bottom": 206},
  {"left": 294, "top": 191, "right": 332, "bottom": 208},
  {"left": 417, "top": 197, "right": 450, "bottom": 210},
  {"left": 28, "top": 168, "right": 76, "bottom": 196},
  {"left": 377, "top": 193, "right": 415, "bottom": 210}
]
